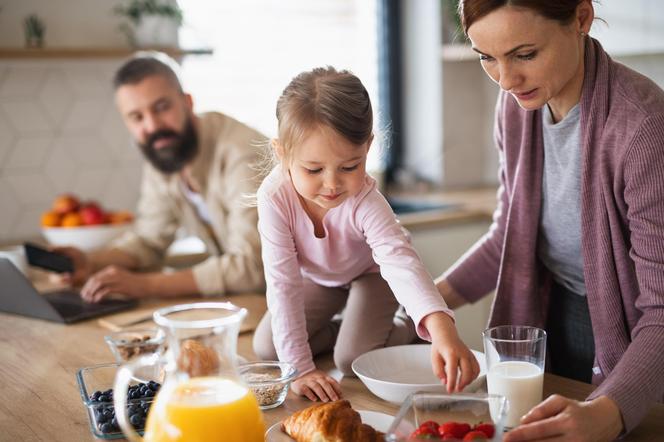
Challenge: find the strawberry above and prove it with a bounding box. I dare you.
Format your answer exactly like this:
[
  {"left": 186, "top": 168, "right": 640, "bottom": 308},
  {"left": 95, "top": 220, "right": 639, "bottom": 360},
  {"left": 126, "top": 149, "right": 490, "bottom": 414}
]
[
  {"left": 463, "top": 430, "right": 489, "bottom": 441},
  {"left": 419, "top": 420, "right": 440, "bottom": 433},
  {"left": 441, "top": 433, "right": 458, "bottom": 440},
  {"left": 439, "top": 422, "right": 471, "bottom": 439},
  {"left": 473, "top": 423, "right": 495, "bottom": 438},
  {"left": 410, "top": 426, "right": 439, "bottom": 439}
]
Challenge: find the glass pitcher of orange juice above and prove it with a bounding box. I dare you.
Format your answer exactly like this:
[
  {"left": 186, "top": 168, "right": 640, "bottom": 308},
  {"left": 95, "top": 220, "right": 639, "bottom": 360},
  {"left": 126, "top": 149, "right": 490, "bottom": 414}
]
[{"left": 113, "top": 302, "right": 264, "bottom": 442}]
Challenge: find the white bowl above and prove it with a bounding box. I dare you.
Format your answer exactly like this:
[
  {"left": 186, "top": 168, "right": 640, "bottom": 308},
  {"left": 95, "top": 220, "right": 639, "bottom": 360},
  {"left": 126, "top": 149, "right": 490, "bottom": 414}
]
[
  {"left": 351, "top": 344, "right": 487, "bottom": 404},
  {"left": 42, "top": 223, "right": 131, "bottom": 251}
]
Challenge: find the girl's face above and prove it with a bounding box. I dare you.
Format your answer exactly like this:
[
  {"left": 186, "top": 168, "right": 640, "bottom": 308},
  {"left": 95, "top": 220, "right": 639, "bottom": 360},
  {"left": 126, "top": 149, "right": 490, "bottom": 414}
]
[
  {"left": 467, "top": 4, "right": 591, "bottom": 118},
  {"left": 285, "top": 125, "right": 371, "bottom": 214}
]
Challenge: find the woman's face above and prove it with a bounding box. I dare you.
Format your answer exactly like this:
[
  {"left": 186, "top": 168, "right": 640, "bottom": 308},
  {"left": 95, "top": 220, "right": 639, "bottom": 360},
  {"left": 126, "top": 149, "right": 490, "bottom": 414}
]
[{"left": 468, "top": 5, "right": 588, "bottom": 114}]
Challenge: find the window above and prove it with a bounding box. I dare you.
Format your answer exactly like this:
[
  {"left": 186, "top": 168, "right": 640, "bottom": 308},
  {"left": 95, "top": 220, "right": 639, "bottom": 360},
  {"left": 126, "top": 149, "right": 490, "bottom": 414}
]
[{"left": 178, "top": 0, "right": 382, "bottom": 173}]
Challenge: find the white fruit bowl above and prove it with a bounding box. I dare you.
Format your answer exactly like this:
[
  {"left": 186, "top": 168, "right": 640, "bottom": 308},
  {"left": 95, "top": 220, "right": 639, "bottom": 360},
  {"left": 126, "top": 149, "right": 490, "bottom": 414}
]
[
  {"left": 42, "top": 223, "right": 132, "bottom": 251},
  {"left": 351, "top": 344, "right": 487, "bottom": 404}
]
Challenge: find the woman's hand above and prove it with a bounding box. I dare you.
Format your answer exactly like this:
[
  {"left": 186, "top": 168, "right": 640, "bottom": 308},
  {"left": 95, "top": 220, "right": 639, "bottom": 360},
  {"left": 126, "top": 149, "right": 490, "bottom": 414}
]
[
  {"left": 80, "top": 265, "right": 152, "bottom": 303},
  {"left": 504, "top": 394, "right": 623, "bottom": 442},
  {"left": 291, "top": 369, "right": 342, "bottom": 402},
  {"left": 423, "top": 311, "right": 481, "bottom": 393}
]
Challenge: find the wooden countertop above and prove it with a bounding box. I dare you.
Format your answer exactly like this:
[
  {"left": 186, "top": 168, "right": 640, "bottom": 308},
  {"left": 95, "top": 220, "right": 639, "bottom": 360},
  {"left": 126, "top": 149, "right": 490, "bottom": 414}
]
[
  {"left": 1, "top": 285, "right": 662, "bottom": 440},
  {"left": 389, "top": 187, "right": 497, "bottom": 230}
]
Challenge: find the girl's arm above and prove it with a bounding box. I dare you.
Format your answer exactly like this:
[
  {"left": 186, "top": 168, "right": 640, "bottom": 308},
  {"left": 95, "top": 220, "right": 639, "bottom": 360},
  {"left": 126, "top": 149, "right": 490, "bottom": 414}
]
[{"left": 257, "top": 190, "right": 316, "bottom": 376}]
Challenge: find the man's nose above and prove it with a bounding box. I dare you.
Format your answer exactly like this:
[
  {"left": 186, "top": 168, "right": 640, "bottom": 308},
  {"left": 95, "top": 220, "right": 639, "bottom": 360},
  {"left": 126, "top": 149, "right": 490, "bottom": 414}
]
[{"left": 142, "top": 112, "right": 161, "bottom": 135}]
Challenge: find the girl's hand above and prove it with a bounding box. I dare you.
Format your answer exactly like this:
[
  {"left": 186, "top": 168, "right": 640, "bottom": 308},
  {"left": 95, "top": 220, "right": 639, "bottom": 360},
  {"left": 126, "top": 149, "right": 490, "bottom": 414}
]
[
  {"left": 423, "top": 311, "right": 481, "bottom": 393},
  {"left": 503, "top": 395, "right": 623, "bottom": 442},
  {"left": 291, "top": 369, "right": 342, "bottom": 402}
]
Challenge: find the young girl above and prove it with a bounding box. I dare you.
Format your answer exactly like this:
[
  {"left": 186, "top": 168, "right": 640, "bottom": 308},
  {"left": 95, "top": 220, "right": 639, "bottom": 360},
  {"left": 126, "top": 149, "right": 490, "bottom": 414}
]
[{"left": 253, "top": 67, "right": 480, "bottom": 402}]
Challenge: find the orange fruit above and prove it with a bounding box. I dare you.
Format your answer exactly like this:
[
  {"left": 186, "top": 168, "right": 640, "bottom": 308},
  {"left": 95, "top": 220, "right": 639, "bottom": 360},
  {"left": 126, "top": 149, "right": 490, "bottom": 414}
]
[
  {"left": 41, "top": 211, "right": 61, "bottom": 227},
  {"left": 109, "top": 210, "right": 134, "bottom": 225},
  {"left": 52, "top": 194, "right": 80, "bottom": 215},
  {"left": 61, "top": 212, "right": 84, "bottom": 227}
]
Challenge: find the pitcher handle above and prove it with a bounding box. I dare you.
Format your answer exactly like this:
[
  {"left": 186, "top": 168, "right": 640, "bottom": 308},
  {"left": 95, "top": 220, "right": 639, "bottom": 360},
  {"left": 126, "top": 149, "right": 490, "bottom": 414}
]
[{"left": 114, "top": 353, "right": 162, "bottom": 442}]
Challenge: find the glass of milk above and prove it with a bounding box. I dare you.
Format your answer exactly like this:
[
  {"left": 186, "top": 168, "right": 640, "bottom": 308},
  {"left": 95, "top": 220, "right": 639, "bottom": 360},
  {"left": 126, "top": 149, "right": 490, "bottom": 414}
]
[{"left": 483, "top": 325, "right": 546, "bottom": 429}]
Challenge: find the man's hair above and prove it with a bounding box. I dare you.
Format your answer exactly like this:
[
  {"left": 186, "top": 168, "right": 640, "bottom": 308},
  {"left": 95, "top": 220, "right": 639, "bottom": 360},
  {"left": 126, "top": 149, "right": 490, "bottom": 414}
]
[{"left": 113, "top": 51, "right": 183, "bottom": 92}]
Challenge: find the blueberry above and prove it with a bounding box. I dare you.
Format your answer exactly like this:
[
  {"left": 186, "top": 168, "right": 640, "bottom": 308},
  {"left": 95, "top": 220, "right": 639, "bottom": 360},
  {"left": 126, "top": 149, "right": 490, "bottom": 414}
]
[
  {"left": 144, "top": 389, "right": 155, "bottom": 397},
  {"left": 98, "top": 394, "right": 109, "bottom": 403},
  {"left": 104, "top": 389, "right": 113, "bottom": 396},
  {"left": 100, "top": 423, "right": 113, "bottom": 434},
  {"left": 130, "top": 413, "right": 142, "bottom": 426},
  {"left": 91, "top": 391, "right": 102, "bottom": 401}
]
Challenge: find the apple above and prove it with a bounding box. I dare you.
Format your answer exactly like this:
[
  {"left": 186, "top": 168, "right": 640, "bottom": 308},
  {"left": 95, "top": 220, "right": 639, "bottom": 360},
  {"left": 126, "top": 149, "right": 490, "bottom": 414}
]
[
  {"left": 80, "top": 202, "right": 106, "bottom": 225},
  {"left": 52, "top": 194, "right": 80, "bottom": 215}
]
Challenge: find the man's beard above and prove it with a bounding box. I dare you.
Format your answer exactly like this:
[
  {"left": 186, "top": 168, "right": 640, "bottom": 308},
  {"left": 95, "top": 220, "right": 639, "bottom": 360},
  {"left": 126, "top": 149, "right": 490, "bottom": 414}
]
[{"left": 139, "top": 118, "right": 198, "bottom": 174}]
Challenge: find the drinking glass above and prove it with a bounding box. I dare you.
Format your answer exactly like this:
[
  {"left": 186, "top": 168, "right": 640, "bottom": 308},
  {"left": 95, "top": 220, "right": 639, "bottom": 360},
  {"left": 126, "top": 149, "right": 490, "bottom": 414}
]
[{"left": 483, "top": 325, "right": 546, "bottom": 429}]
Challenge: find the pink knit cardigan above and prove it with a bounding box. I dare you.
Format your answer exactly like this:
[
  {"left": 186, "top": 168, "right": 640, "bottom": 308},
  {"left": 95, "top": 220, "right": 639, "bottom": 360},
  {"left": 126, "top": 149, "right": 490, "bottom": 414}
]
[{"left": 445, "top": 37, "right": 664, "bottom": 432}]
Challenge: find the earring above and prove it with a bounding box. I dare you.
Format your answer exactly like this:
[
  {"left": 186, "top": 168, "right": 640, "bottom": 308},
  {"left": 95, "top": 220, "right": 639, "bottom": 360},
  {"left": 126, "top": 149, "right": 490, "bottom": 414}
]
[{"left": 580, "top": 31, "right": 586, "bottom": 37}]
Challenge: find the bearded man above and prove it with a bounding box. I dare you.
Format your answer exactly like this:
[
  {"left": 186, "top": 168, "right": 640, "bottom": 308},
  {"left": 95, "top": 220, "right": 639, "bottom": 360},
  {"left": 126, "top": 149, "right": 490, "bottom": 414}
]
[{"left": 56, "top": 52, "right": 266, "bottom": 302}]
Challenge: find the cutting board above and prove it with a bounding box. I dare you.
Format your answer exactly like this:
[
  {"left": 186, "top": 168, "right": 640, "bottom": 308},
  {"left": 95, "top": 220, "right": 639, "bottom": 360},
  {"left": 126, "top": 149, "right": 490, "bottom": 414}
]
[{"left": 97, "top": 293, "right": 266, "bottom": 334}]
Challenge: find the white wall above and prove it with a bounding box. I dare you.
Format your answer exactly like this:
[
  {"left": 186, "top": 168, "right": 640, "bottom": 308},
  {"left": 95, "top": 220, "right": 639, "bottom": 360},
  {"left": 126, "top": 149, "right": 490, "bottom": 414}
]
[{"left": 0, "top": 0, "right": 127, "bottom": 47}]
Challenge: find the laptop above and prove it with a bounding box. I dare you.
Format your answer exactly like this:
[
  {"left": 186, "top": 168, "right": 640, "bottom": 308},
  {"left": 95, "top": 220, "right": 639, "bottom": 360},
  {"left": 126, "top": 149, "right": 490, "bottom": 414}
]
[{"left": 0, "top": 258, "right": 137, "bottom": 324}]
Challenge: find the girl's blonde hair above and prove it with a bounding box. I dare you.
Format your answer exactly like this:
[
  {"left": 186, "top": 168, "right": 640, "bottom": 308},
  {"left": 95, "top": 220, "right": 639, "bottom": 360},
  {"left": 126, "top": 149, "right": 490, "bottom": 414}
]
[{"left": 273, "top": 66, "right": 373, "bottom": 166}]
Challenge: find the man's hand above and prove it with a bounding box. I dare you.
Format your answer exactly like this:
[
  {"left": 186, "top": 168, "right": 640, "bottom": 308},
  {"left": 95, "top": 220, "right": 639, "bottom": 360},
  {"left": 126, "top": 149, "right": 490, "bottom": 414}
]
[
  {"left": 291, "top": 369, "right": 342, "bottom": 402},
  {"left": 81, "top": 266, "right": 152, "bottom": 303},
  {"left": 52, "top": 246, "right": 93, "bottom": 286},
  {"left": 504, "top": 394, "right": 623, "bottom": 442}
]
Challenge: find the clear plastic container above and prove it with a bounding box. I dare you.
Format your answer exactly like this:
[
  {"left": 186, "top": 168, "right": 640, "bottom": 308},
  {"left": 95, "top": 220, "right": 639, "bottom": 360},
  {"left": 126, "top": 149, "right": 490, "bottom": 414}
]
[
  {"left": 385, "top": 392, "right": 507, "bottom": 441},
  {"left": 238, "top": 361, "right": 297, "bottom": 410},
  {"left": 76, "top": 363, "right": 162, "bottom": 439}
]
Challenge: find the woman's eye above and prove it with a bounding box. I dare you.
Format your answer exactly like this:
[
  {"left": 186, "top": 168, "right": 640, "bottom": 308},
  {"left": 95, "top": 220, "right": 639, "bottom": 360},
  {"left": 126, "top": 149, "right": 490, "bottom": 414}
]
[
  {"left": 305, "top": 168, "right": 322, "bottom": 174},
  {"left": 341, "top": 165, "right": 359, "bottom": 172},
  {"left": 479, "top": 54, "right": 494, "bottom": 62},
  {"left": 517, "top": 51, "right": 537, "bottom": 60}
]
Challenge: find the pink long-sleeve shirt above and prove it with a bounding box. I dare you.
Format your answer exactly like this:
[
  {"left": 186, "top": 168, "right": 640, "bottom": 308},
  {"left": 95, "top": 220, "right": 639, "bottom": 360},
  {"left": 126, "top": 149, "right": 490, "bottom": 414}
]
[{"left": 257, "top": 167, "right": 453, "bottom": 374}]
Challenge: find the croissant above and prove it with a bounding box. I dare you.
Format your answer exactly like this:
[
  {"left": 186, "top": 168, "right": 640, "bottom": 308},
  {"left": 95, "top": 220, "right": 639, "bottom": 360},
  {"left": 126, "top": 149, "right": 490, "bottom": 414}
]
[{"left": 281, "top": 400, "right": 384, "bottom": 442}]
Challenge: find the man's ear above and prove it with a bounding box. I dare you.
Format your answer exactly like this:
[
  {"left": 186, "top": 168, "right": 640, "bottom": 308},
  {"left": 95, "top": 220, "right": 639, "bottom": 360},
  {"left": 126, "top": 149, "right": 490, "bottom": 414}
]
[{"left": 184, "top": 93, "right": 194, "bottom": 112}]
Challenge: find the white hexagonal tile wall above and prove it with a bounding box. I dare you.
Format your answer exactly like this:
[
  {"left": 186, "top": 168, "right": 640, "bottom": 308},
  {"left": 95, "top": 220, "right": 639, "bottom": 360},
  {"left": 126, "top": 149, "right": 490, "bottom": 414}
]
[
  {"left": 72, "top": 167, "right": 115, "bottom": 202},
  {"left": 64, "top": 67, "right": 109, "bottom": 98},
  {"left": 43, "top": 141, "right": 79, "bottom": 194},
  {"left": 61, "top": 99, "right": 110, "bottom": 134},
  {"left": 39, "top": 71, "right": 74, "bottom": 128},
  {"left": 0, "top": 112, "right": 16, "bottom": 165},
  {"left": 52, "top": 135, "right": 115, "bottom": 168},
  {"left": 0, "top": 178, "right": 21, "bottom": 243},
  {"left": 1, "top": 101, "right": 53, "bottom": 134},
  {"left": 10, "top": 206, "right": 44, "bottom": 242},
  {"left": 3, "top": 136, "right": 53, "bottom": 170},
  {"left": 0, "top": 67, "right": 46, "bottom": 99},
  {"left": 102, "top": 165, "right": 143, "bottom": 211},
  {"left": 4, "top": 172, "right": 54, "bottom": 207}
]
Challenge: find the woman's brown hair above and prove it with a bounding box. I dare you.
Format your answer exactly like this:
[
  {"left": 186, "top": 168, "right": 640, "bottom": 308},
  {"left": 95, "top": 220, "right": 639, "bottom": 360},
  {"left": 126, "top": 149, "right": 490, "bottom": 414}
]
[
  {"left": 459, "top": 0, "right": 589, "bottom": 34},
  {"left": 274, "top": 66, "right": 373, "bottom": 165}
]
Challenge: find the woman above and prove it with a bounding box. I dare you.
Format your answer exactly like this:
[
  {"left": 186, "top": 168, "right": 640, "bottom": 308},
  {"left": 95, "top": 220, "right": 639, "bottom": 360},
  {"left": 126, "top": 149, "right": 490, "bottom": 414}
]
[{"left": 435, "top": 1, "right": 664, "bottom": 441}]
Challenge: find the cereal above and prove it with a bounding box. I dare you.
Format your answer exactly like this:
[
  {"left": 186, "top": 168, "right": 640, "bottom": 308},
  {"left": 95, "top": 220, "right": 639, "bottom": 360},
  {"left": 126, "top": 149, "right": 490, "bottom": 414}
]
[{"left": 244, "top": 372, "right": 285, "bottom": 406}]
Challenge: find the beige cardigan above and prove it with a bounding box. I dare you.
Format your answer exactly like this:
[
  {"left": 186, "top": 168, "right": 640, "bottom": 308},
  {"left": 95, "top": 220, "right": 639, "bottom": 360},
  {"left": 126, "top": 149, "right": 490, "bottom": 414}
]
[{"left": 111, "top": 112, "right": 267, "bottom": 295}]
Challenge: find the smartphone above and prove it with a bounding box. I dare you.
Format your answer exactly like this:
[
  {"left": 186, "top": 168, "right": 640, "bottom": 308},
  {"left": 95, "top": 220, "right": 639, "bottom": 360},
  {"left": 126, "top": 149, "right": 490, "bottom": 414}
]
[{"left": 23, "top": 242, "right": 74, "bottom": 273}]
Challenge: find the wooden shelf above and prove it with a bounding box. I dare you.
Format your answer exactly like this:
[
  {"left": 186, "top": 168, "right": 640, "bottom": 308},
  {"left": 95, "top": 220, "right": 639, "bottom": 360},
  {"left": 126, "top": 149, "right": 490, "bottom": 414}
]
[
  {"left": 440, "top": 44, "right": 477, "bottom": 62},
  {"left": 0, "top": 47, "right": 213, "bottom": 59}
]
